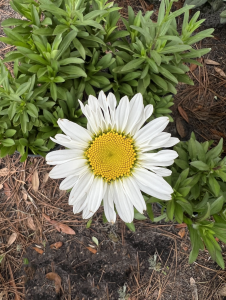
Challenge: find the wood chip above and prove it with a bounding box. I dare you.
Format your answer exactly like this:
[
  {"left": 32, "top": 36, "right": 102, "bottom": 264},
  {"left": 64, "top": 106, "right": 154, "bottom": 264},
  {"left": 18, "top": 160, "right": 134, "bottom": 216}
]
[
  {"left": 7, "top": 232, "right": 17, "bottom": 247},
  {"left": 42, "top": 172, "right": 49, "bottom": 184},
  {"left": 33, "top": 247, "right": 44, "bottom": 254},
  {"left": 190, "top": 277, "right": 198, "bottom": 300},
  {"left": 3, "top": 182, "right": 11, "bottom": 197},
  {"left": 178, "top": 106, "right": 189, "bottom": 123},
  {"left": 189, "top": 63, "right": 198, "bottom": 72},
  {"left": 204, "top": 59, "right": 220, "bottom": 66},
  {"left": 32, "top": 170, "right": 39, "bottom": 192},
  {"left": 210, "top": 129, "right": 226, "bottom": 139},
  {"left": 175, "top": 223, "right": 187, "bottom": 228},
  {"left": 86, "top": 247, "right": 97, "bottom": 254},
  {"left": 50, "top": 242, "right": 63, "bottom": 249},
  {"left": 27, "top": 217, "right": 36, "bottom": 231},
  {"left": 0, "top": 184, "right": 3, "bottom": 190},
  {"left": 218, "top": 284, "right": 226, "bottom": 296},
  {"left": 214, "top": 67, "right": 226, "bottom": 78},
  {"left": 46, "top": 272, "right": 62, "bottom": 294},
  {"left": 176, "top": 118, "right": 187, "bottom": 138},
  {"left": 178, "top": 228, "right": 186, "bottom": 238},
  {"left": 0, "top": 168, "right": 9, "bottom": 176}
]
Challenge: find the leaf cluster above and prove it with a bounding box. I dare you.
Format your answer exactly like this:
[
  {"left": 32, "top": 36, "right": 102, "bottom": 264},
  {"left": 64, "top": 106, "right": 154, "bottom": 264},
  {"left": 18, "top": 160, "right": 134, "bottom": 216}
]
[
  {"left": 145, "top": 133, "right": 226, "bottom": 269},
  {"left": 0, "top": 0, "right": 214, "bottom": 159}
]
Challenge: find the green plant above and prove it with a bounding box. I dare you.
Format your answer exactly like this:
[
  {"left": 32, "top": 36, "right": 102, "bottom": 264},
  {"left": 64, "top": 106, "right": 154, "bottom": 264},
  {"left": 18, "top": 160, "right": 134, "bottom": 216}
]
[
  {"left": 0, "top": 0, "right": 214, "bottom": 159},
  {"left": 184, "top": 0, "right": 226, "bottom": 24},
  {"left": 143, "top": 134, "right": 226, "bottom": 269}
]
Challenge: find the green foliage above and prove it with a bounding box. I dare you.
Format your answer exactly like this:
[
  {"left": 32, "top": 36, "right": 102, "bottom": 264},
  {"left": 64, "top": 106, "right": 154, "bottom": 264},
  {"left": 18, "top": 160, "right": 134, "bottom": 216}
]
[
  {"left": 184, "top": 0, "right": 226, "bottom": 24},
  {"left": 0, "top": 0, "right": 213, "bottom": 159},
  {"left": 145, "top": 134, "right": 226, "bottom": 269}
]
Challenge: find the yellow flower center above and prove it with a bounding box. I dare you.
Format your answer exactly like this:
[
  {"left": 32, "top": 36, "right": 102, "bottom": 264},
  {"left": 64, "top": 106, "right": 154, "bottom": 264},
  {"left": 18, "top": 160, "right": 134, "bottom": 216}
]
[{"left": 85, "top": 132, "right": 137, "bottom": 182}]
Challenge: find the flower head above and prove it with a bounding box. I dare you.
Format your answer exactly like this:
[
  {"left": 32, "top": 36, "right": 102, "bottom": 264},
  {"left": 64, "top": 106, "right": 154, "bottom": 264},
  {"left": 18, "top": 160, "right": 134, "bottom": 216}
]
[{"left": 46, "top": 91, "right": 179, "bottom": 223}]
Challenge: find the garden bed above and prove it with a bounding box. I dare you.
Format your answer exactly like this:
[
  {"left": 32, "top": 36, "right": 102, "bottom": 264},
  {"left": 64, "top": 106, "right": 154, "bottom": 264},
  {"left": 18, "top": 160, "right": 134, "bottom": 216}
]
[{"left": 0, "top": 0, "right": 226, "bottom": 299}]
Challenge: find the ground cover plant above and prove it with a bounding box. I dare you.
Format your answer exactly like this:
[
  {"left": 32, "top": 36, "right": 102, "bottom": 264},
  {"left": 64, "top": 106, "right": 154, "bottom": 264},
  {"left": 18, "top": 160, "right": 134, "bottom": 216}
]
[{"left": 0, "top": 0, "right": 213, "bottom": 158}]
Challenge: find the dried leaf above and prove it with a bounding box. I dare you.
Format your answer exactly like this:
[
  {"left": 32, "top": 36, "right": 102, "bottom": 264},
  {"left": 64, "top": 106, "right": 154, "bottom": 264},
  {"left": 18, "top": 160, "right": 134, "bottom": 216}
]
[
  {"left": 33, "top": 247, "right": 44, "bottom": 254},
  {"left": 32, "top": 170, "right": 39, "bottom": 192},
  {"left": 86, "top": 247, "right": 97, "bottom": 254},
  {"left": 189, "top": 63, "right": 198, "bottom": 72},
  {"left": 175, "top": 223, "right": 187, "bottom": 228},
  {"left": 0, "top": 184, "right": 3, "bottom": 190},
  {"left": 42, "top": 172, "right": 49, "bottom": 184},
  {"left": 178, "top": 228, "right": 186, "bottom": 238},
  {"left": 178, "top": 106, "right": 189, "bottom": 123},
  {"left": 3, "top": 182, "right": 11, "bottom": 197},
  {"left": 182, "top": 246, "right": 188, "bottom": 251},
  {"left": 204, "top": 59, "right": 220, "bottom": 66},
  {"left": 210, "top": 129, "right": 226, "bottom": 138},
  {"left": 27, "top": 217, "right": 36, "bottom": 231},
  {"left": 214, "top": 67, "right": 226, "bottom": 78},
  {"left": 43, "top": 213, "right": 75, "bottom": 235},
  {"left": 176, "top": 118, "right": 187, "bottom": 138},
  {"left": 50, "top": 242, "right": 63, "bottom": 249},
  {"left": 22, "top": 191, "right": 28, "bottom": 201},
  {"left": 57, "top": 223, "right": 75, "bottom": 235},
  {"left": 7, "top": 232, "right": 17, "bottom": 247},
  {"left": 0, "top": 168, "right": 9, "bottom": 176},
  {"left": 46, "top": 272, "right": 62, "bottom": 294}
]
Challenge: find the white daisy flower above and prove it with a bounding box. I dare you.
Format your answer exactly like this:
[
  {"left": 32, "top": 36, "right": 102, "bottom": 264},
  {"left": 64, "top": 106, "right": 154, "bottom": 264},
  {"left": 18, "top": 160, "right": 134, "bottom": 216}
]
[{"left": 46, "top": 91, "right": 179, "bottom": 224}]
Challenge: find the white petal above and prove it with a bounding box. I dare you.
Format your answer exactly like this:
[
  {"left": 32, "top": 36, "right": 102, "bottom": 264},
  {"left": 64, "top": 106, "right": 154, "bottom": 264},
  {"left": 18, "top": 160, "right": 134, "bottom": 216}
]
[
  {"left": 51, "top": 136, "right": 87, "bottom": 150},
  {"left": 113, "top": 180, "right": 134, "bottom": 223},
  {"left": 140, "top": 133, "right": 171, "bottom": 152},
  {"left": 88, "top": 95, "right": 99, "bottom": 112},
  {"left": 107, "top": 92, "right": 117, "bottom": 127},
  {"left": 144, "top": 104, "right": 153, "bottom": 120},
  {"left": 59, "top": 175, "right": 79, "bottom": 190},
  {"left": 98, "top": 91, "right": 111, "bottom": 127},
  {"left": 136, "top": 180, "right": 172, "bottom": 200},
  {"left": 138, "top": 150, "right": 178, "bottom": 162},
  {"left": 49, "top": 159, "right": 87, "bottom": 179},
  {"left": 103, "top": 184, "right": 116, "bottom": 223},
  {"left": 82, "top": 206, "right": 94, "bottom": 219},
  {"left": 86, "top": 177, "right": 105, "bottom": 215},
  {"left": 46, "top": 149, "right": 84, "bottom": 165},
  {"left": 57, "top": 119, "right": 92, "bottom": 142},
  {"left": 122, "top": 176, "right": 146, "bottom": 213},
  {"left": 69, "top": 170, "right": 94, "bottom": 205},
  {"left": 133, "top": 167, "right": 173, "bottom": 195},
  {"left": 115, "top": 96, "right": 130, "bottom": 132},
  {"left": 134, "top": 117, "right": 169, "bottom": 145},
  {"left": 141, "top": 160, "right": 174, "bottom": 167},
  {"left": 149, "top": 167, "right": 172, "bottom": 177},
  {"left": 124, "top": 93, "right": 144, "bottom": 134},
  {"left": 73, "top": 195, "right": 88, "bottom": 214},
  {"left": 162, "top": 137, "right": 180, "bottom": 148}
]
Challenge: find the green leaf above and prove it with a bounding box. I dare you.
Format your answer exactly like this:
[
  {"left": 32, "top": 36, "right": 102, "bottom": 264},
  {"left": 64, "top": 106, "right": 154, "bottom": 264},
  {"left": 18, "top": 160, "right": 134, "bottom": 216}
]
[
  {"left": 8, "top": 102, "right": 17, "bottom": 120},
  {"left": 32, "top": 139, "right": 44, "bottom": 147},
  {"left": 19, "top": 138, "right": 28, "bottom": 146},
  {"left": 73, "top": 38, "right": 86, "bottom": 60},
  {"left": 121, "top": 58, "right": 145, "bottom": 72},
  {"left": 134, "top": 211, "right": 147, "bottom": 220},
  {"left": 190, "top": 161, "right": 209, "bottom": 171},
  {"left": 53, "top": 25, "right": 68, "bottom": 35},
  {"left": 174, "top": 159, "right": 189, "bottom": 170},
  {"left": 176, "top": 198, "right": 193, "bottom": 215},
  {"left": 210, "top": 196, "right": 224, "bottom": 215},
  {"left": 60, "top": 66, "right": 87, "bottom": 77},
  {"left": 1, "top": 18, "right": 30, "bottom": 26},
  {"left": 16, "top": 82, "right": 30, "bottom": 96},
  {"left": 146, "top": 203, "right": 154, "bottom": 221},
  {"left": 20, "top": 112, "right": 28, "bottom": 133},
  {"left": 40, "top": 3, "right": 68, "bottom": 17},
  {"left": 126, "top": 222, "right": 135, "bottom": 232},
  {"left": 167, "top": 200, "right": 175, "bottom": 221},
  {"left": 197, "top": 202, "right": 211, "bottom": 222},
  {"left": 150, "top": 50, "right": 161, "bottom": 66},
  {"left": 26, "top": 54, "right": 48, "bottom": 65},
  {"left": 2, "top": 138, "right": 15, "bottom": 147},
  {"left": 208, "top": 174, "right": 220, "bottom": 197},
  {"left": 151, "top": 74, "right": 168, "bottom": 90},
  {"left": 5, "top": 129, "right": 16, "bottom": 137},
  {"left": 50, "top": 82, "right": 57, "bottom": 101},
  {"left": 55, "top": 30, "right": 78, "bottom": 60},
  {"left": 26, "top": 103, "right": 38, "bottom": 118},
  {"left": 160, "top": 45, "right": 191, "bottom": 54},
  {"left": 59, "top": 57, "right": 84, "bottom": 65},
  {"left": 206, "top": 139, "right": 223, "bottom": 161},
  {"left": 86, "top": 219, "right": 92, "bottom": 228}
]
